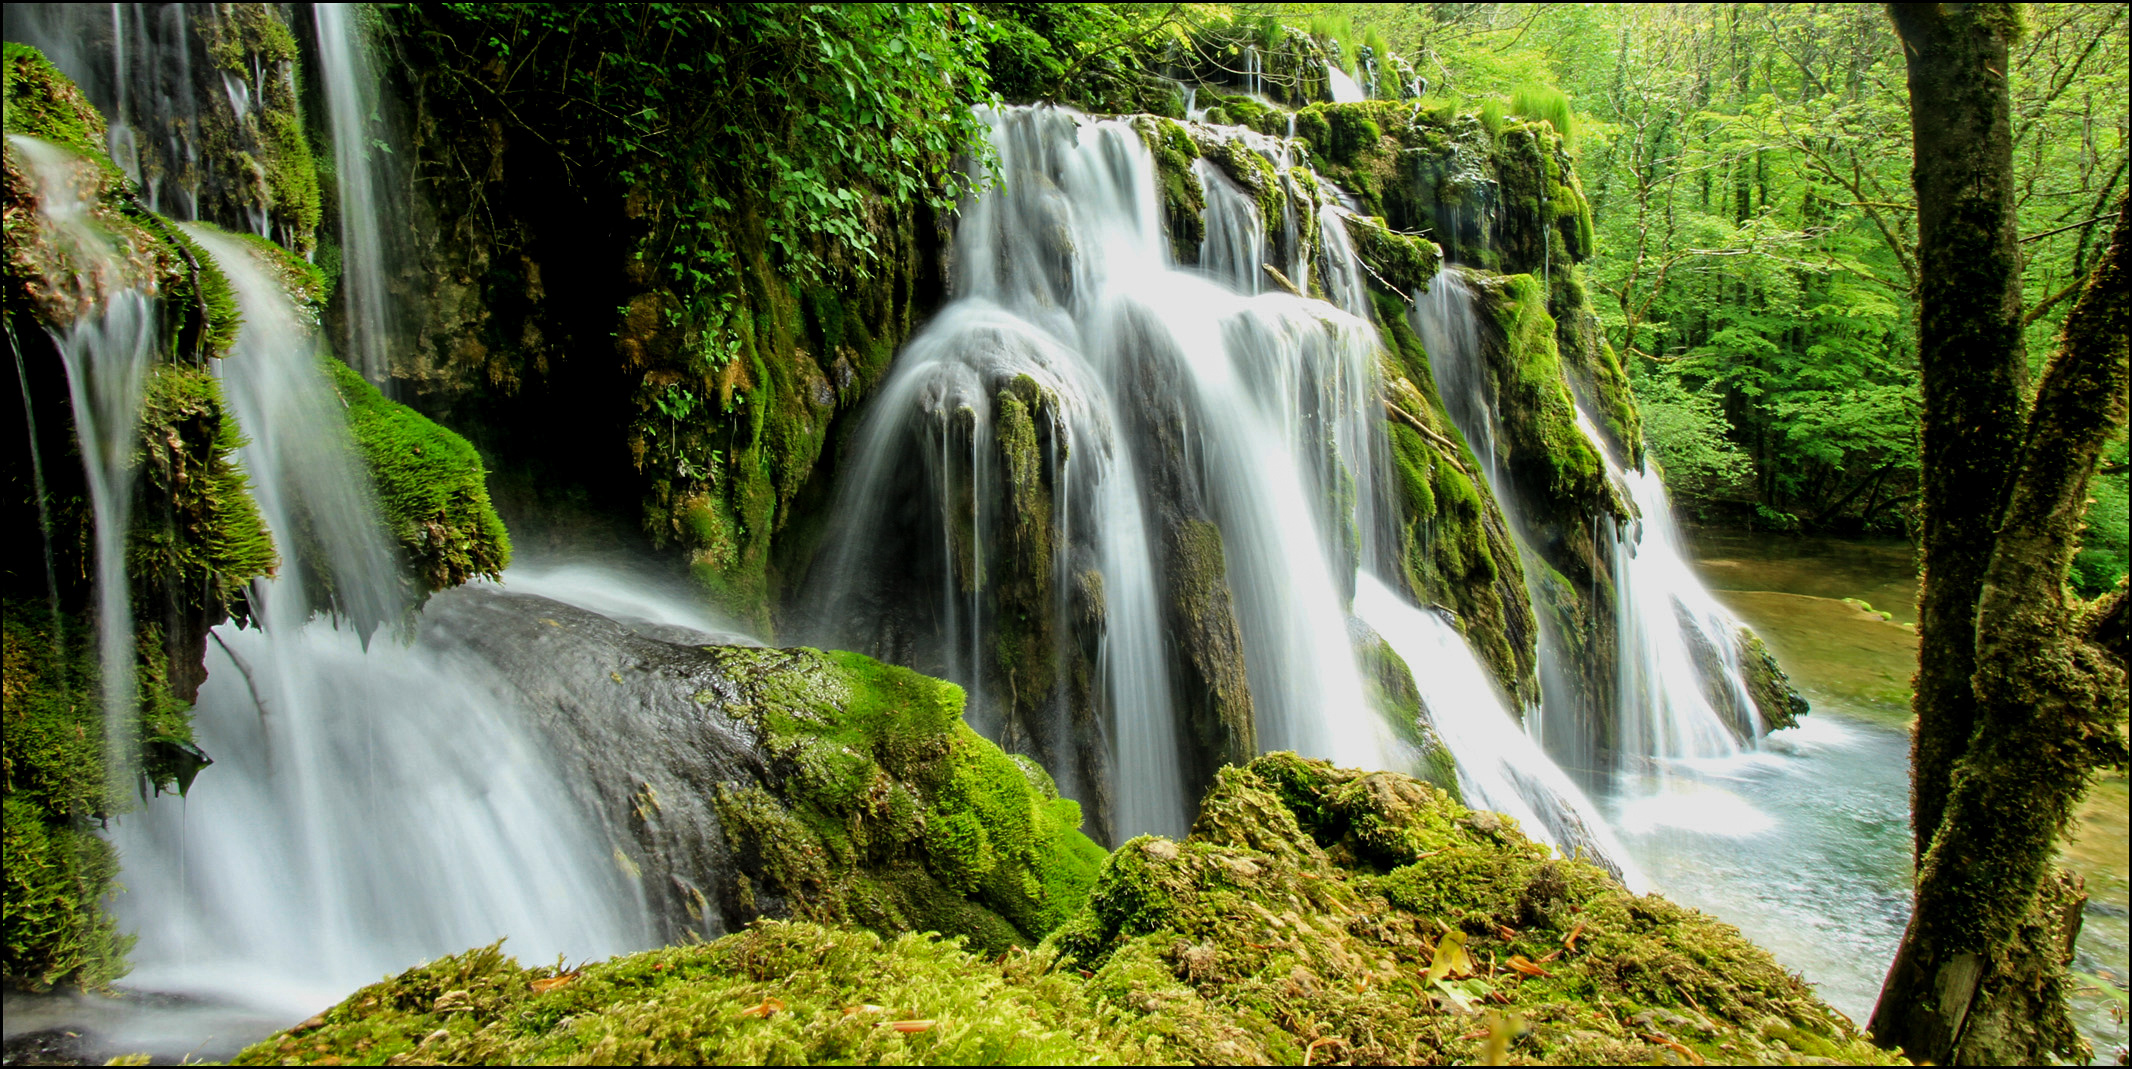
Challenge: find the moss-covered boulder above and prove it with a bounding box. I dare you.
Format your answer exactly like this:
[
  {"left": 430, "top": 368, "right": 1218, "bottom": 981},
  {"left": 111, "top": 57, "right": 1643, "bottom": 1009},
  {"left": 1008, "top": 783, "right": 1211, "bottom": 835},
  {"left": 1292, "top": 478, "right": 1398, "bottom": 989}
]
[
  {"left": 1370, "top": 288, "right": 1540, "bottom": 705},
  {"left": 1049, "top": 753, "right": 1898, "bottom": 1065},
  {"left": 233, "top": 922, "right": 1156, "bottom": 1067},
  {"left": 239, "top": 753, "right": 1899, "bottom": 1065},
  {"left": 419, "top": 586, "right": 1104, "bottom": 955},
  {"left": 320, "top": 357, "right": 512, "bottom": 594},
  {"left": 1736, "top": 626, "right": 1809, "bottom": 733}
]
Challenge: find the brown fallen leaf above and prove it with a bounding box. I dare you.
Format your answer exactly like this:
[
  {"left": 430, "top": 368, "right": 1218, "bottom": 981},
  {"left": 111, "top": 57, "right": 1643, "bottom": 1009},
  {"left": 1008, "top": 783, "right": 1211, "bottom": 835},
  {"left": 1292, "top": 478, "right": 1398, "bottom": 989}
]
[
  {"left": 1642, "top": 1033, "right": 1706, "bottom": 1065},
  {"left": 1563, "top": 919, "right": 1587, "bottom": 953},
  {"left": 529, "top": 971, "right": 580, "bottom": 994},
  {"left": 1495, "top": 925, "right": 1518, "bottom": 941},
  {"left": 1506, "top": 955, "right": 1551, "bottom": 978},
  {"left": 294, "top": 1014, "right": 326, "bottom": 1032},
  {"left": 887, "top": 1020, "right": 935, "bottom": 1033},
  {"left": 1538, "top": 950, "right": 1563, "bottom": 963},
  {"left": 738, "top": 997, "right": 786, "bottom": 1018}
]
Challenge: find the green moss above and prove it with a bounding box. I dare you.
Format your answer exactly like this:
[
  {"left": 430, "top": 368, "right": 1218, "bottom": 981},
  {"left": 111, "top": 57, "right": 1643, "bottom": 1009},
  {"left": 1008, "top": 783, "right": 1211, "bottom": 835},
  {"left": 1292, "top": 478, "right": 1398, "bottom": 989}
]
[
  {"left": 321, "top": 356, "right": 512, "bottom": 593},
  {"left": 1736, "top": 627, "right": 1809, "bottom": 731},
  {"left": 1136, "top": 117, "right": 1204, "bottom": 264},
  {"left": 2, "top": 604, "right": 198, "bottom": 989},
  {"left": 2, "top": 43, "right": 108, "bottom": 159},
  {"left": 240, "top": 754, "right": 1898, "bottom": 1066},
  {"left": 1050, "top": 754, "right": 1903, "bottom": 1066},
  {"left": 129, "top": 364, "right": 279, "bottom": 618},
  {"left": 234, "top": 922, "right": 1157, "bottom": 1066},
  {"left": 196, "top": 5, "right": 318, "bottom": 255},
  {"left": 1342, "top": 214, "right": 1440, "bottom": 294},
  {"left": 1353, "top": 633, "right": 1463, "bottom": 800},
  {"left": 1476, "top": 272, "right": 1610, "bottom": 522},
  {"left": 700, "top": 647, "right": 1105, "bottom": 955}
]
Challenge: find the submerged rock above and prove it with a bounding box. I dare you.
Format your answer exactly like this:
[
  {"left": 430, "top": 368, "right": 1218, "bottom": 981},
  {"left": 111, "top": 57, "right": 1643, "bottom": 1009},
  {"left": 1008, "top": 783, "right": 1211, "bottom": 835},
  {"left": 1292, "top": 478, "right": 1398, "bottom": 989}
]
[{"left": 241, "top": 751, "right": 1898, "bottom": 1066}]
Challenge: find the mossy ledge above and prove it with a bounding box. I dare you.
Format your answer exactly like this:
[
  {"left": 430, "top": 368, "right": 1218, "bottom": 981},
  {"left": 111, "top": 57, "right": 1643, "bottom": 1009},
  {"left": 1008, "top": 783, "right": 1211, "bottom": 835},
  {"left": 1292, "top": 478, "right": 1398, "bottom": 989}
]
[
  {"left": 320, "top": 357, "right": 511, "bottom": 596},
  {"left": 239, "top": 752, "right": 1897, "bottom": 1066}
]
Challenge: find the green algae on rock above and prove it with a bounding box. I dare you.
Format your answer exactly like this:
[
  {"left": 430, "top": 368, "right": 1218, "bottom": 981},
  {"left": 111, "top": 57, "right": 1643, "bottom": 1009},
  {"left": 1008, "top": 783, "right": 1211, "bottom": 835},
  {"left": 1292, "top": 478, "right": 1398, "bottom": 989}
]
[{"left": 243, "top": 753, "right": 1899, "bottom": 1066}]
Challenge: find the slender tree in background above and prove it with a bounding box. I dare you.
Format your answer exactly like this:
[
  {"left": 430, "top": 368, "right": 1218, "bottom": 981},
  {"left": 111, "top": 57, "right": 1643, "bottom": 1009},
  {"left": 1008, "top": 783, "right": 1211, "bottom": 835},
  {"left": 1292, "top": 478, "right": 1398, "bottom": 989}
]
[{"left": 1870, "top": 3, "right": 2130, "bottom": 1063}]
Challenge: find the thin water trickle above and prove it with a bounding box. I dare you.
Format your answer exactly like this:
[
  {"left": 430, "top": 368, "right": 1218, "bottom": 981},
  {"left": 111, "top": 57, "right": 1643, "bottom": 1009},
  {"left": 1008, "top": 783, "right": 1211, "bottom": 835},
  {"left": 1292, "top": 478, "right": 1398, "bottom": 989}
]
[
  {"left": 9, "top": 133, "right": 160, "bottom": 793},
  {"left": 314, "top": 4, "right": 396, "bottom": 385}
]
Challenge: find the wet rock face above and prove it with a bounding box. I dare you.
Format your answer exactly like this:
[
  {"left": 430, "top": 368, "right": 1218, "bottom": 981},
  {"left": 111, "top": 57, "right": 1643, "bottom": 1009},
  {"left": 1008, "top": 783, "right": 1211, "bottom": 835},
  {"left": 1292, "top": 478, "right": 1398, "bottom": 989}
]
[
  {"left": 1735, "top": 625, "right": 1810, "bottom": 732},
  {"left": 418, "top": 585, "right": 1103, "bottom": 954}
]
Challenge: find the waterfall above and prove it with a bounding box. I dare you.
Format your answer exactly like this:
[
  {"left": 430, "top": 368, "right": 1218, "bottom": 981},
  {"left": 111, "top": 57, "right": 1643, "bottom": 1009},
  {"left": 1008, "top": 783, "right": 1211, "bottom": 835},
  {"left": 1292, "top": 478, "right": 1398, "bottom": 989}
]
[
  {"left": 313, "top": 4, "right": 396, "bottom": 385},
  {"left": 8, "top": 134, "right": 159, "bottom": 794},
  {"left": 1353, "top": 573, "right": 1642, "bottom": 886},
  {"left": 1576, "top": 408, "right": 1763, "bottom": 760},
  {"left": 806, "top": 107, "right": 1401, "bottom": 840},
  {"left": 1196, "top": 159, "right": 1266, "bottom": 293},
  {"left": 110, "top": 229, "right": 642, "bottom": 1013},
  {"left": 1329, "top": 67, "right": 1366, "bottom": 104},
  {"left": 1410, "top": 267, "right": 1770, "bottom": 777},
  {"left": 1410, "top": 271, "right": 1502, "bottom": 487},
  {"left": 7, "top": 4, "right": 202, "bottom": 218}
]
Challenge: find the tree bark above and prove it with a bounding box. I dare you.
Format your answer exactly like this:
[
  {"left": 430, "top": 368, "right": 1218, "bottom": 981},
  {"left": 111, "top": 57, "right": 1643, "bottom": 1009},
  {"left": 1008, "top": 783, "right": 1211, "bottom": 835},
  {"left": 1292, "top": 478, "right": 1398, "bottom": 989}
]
[{"left": 1888, "top": 2, "right": 2029, "bottom": 869}]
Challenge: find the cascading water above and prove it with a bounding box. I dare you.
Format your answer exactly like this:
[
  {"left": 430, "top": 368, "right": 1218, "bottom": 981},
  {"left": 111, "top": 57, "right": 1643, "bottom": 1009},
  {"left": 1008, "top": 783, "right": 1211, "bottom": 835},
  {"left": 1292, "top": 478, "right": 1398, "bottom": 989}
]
[
  {"left": 1195, "top": 160, "right": 1266, "bottom": 294},
  {"left": 1578, "top": 407, "right": 1764, "bottom": 761},
  {"left": 110, "top": 229, "right": 643, "bottom": 1013},
  {"left": 313, "top": 4, "right": 395, "bottom": 385},
  {"left": 1409, "top": 271, "right": 1503, "bottom": 486},
  {"left": 1409, "top": 269, "right": 1770, "bottom": 772},
  {"left": 807, "top": 106, "right": 1404, "bottom": 840},
  {"left": 8, "top": 133, "right": 160, "bottom": 793},
  {"left": 1329, "top": 66, "right": 1367, "bottom": 104},
  {"left": 1353, "top": 573, "right": 1642, "bottom": 886},
  {"left": 6, "top": 5, "right": 201, "bottom": 218}
]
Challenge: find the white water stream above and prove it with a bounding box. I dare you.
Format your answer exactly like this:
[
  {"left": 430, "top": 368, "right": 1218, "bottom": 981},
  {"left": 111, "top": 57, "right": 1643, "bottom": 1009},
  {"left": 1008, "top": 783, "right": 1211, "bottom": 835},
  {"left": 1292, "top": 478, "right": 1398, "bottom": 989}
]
[
  {"left": 313, "top": 4, "right": 394, "bottom": 385},
  {"left": 109, "top": 230, "right": 643, "bottom": 1017},
  {"left": 7, "top": 134, "right": 158, "bottom": 795}
]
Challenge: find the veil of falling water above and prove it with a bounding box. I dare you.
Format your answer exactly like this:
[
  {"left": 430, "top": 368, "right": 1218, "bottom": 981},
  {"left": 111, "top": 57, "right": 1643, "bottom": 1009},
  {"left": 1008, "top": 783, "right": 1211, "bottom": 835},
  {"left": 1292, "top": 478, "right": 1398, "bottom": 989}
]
[
  {"left": 109, "top": 227, "right": 644, "bottom": 1013},
  {"left": 6, "top": 134, "right": 159, "bottom": 796},
  {"left": 807, "top": 106, "right": 1635, "bottom": 861},
  {"left": 807, "top": 106, "right": 1410, "bottom": 840},
  {"left": 313, "top": 3, "right": 396, "bottom": 386},
  {"left": 1409, "top": 266, "right": 1775, "bottom": 791}
]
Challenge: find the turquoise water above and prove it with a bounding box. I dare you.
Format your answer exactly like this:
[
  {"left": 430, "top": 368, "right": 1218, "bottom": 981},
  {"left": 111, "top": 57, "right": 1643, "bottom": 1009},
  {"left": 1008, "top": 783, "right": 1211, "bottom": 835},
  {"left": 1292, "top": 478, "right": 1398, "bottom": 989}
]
[{"left": 1607, "top": 529, "right": 2130, "bottom": 1061}]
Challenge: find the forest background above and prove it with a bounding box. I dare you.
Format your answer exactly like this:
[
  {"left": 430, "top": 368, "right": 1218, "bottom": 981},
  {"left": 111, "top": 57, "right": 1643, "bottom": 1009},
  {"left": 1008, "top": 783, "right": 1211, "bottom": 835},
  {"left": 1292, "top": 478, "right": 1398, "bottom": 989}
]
[{"left": 1226, "top": 1, "right": 2128, "bottom": 593}]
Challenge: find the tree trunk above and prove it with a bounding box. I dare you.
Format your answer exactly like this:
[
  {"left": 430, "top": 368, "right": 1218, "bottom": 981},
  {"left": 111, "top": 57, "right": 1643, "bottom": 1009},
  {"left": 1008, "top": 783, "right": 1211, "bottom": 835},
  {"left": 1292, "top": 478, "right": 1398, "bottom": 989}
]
[
  {"left": 1869, "top": 126, "right": 2132, "bottom": 1069},
  {"left": 1871, "top": 5, "right": 2132, "bottom": 1063},
  {"left": 1889, "top": 2, "right": 2028, "bottom": 869}
]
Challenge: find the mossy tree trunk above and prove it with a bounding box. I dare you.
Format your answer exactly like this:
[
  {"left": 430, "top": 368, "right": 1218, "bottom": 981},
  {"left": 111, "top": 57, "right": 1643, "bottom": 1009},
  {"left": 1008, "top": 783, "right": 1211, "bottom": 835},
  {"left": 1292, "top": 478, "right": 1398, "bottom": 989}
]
[{"left": 1869, "top": 7, "right": 2131, "bottom": 1062}]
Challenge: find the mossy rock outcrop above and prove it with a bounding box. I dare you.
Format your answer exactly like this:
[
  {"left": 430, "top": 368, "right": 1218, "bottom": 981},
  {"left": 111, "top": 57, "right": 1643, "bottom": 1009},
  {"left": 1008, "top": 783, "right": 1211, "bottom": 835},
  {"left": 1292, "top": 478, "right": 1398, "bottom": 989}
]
[
  {"left": 417, "top": 586, "right": 1104, "bottom": 955},
  {"left": 239, "top": 752, "right": 1898, "bottom": 1065},
  {"left": 2, "top": 604, "right": 202, "bottom": 989}
]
